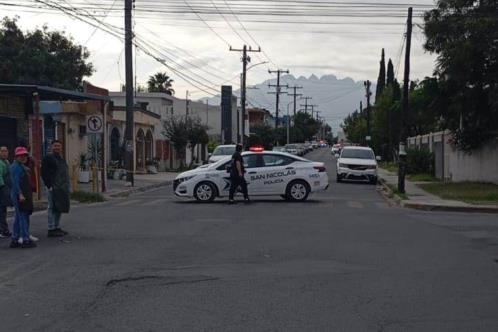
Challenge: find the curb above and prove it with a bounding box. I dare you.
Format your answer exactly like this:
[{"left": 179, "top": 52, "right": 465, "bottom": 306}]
[
  {"left": 378, "top": 176, "right": 498, "bottom": 214},
  {"left": 107, "top": 180, "right": 174, "bottom": 198}
]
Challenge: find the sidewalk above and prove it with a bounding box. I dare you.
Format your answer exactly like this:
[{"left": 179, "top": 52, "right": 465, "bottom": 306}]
[{"left": 378, "top": 168, "right": 498, "bottom": 213}]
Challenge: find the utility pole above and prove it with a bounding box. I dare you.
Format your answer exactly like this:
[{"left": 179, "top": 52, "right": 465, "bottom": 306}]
[
  {"left": 300, "top": 96, "right": 312, "bottom": 114},
  {"left": 360, "top": 101, "right": 363, "bottom": 114},
  {"left": 287, "top": 86, "right": 303, "bottom": 117},
  {"left": 230, "top": 45, "right": 261, "bottom": 146},
  {"left": 206, "top": 99, "right": 209, "bottom": 126},
  {"left": 268, "top": 69, "right": 290, "bottom": 128},
  {"left": 185, "top": 90, "right": 190, "bottom": 121},
  {"left": 309, "top": 105, "right": 318, "bottom": 118},
  {"left": 398, "top": 7, "right": 413, "bottom": 194},
  {"left": 364, "top": 80, "right": 372, "bottom": 145},
  {"left": 124, "top": 0, "right": 134, "bottom": 186}
]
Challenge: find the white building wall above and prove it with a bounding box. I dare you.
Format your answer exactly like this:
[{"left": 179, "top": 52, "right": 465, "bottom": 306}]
[{"left": 171, "top": 97, "right": 222, "bottom": 141}]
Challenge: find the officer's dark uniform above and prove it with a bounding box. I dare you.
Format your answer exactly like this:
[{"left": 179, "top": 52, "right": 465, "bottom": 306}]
[{"left": 229, "top": 149, "right": 249, "bottom": 202}]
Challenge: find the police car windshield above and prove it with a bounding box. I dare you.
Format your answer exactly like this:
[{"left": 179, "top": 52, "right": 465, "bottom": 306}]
[
  {"left": 213, "top": 146, "right": 236, "bottom": 156},
  {"left": 341, "top": 148, "right": 375, "bottom": 160}
]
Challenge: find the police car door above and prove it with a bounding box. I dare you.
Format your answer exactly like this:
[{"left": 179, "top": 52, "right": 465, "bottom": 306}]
[
  {"left": 243, "top": 154, "right": 266, "bottom": 195},
  {"left": 258, "top": 154, "right": 297, "bottom": 194}
]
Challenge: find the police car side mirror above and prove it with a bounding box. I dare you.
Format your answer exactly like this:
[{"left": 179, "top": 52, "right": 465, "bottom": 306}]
[{"left": 334, "top": 153, "right": 340, "bottom": 158}]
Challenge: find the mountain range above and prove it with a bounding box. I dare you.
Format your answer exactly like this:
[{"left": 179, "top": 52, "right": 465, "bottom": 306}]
[{"left": 203, "top": 74, "right": 376, "bottom": 134}]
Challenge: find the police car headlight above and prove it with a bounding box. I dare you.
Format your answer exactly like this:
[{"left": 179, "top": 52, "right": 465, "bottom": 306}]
[
  {"left": 178, "top": 175, "right": 195, "bottom": 183},
  {"left": 339, "top": 163, "right": 347, "bottom": 168}
]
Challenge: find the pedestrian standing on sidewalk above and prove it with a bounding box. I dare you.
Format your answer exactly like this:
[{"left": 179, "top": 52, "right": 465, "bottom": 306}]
[
  {"left": 228, "top": 144, "right": 250, "bottom": 204},
  {"left": 41, "top": 140, "right": 70, "bottom": 238},
  {"left": 18, "top": 141, "right": 39, "bottom": 243},
  {"left": 0, "top": 146, "right": 13, "bottom": 238},
  {"left": 9, "top": 147, "right": 36, "bottom": 248}
]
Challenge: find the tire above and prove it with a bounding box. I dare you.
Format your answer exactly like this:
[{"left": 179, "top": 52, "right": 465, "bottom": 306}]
[
  {"left": 369, "top": 177, "right": 378, "bottom": 185},
  {"left": 194, "top": 182, "right": 216, "bottom": 202},
  {"left": 336, "top": 174, "right": 342, "bottom": 183},
  {"left": 286, "top": 180, "right": 310, "bottom": 202}
]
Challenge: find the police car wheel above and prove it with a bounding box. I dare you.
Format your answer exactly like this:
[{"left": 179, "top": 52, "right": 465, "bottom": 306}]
[
  {"left": 194, "top": 182, "right": 216, "bottom": 202},
  {"left": 286, "top": 180, "right": 310, "bottom": 202}
]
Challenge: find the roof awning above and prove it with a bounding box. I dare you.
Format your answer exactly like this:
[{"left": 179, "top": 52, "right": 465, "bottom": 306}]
[{"left": 0, "top": 84, "right": 110, "bottom": 102}]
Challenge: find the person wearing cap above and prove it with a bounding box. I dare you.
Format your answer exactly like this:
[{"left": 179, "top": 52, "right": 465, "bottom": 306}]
[
  {"left": 228, "top": 143, "right": 250, "bottom": 204},
  {"left": 41, "top": 140, "right": 70, "bottom": 238},
  {"left": 0, "top": 146, "right": 12, "bottom": 238},
  {"left": 9, "top": 147, "right": 36, "bottom": 248}
]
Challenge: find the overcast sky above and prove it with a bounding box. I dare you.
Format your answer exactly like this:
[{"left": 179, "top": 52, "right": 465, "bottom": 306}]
[{"left": 2, "top": 0, "right": 437, "bottom": 106}]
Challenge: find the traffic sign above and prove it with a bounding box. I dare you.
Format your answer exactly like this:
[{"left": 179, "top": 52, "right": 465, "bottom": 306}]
[{"left": 87, "top": 115, "right": 103, "bottom": 134}]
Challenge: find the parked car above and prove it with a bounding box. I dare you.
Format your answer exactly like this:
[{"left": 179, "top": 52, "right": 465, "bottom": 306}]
[
  {"left": 285, "top": 144, "right": 299, "bottom": 155},
  {"left": 272, "top": 146, "right": 286, "bottom": 152},
  {"left": 208, "top": 145, "right": 236, "bottom": 163},
  {"left": 336, "top": 146, "right": 379, "bottom": 184},
  {"left": 174, "top": 151, "right": 329, "bottom": 202}
]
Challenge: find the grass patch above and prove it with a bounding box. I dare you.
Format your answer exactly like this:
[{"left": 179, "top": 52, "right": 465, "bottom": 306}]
[
  {"left": 408, "top": 173, "right": 439, "bottom": 182},
  {"left": 71, "top": 191, "right": 106, "bottom": 203},
  {"left": 386, "top": 183, "right": 408, "bottom": 200},
  {"left": 379, "top": 162, "right": 398, "bottom": 173},
  {"left": 419, "top": 182, "right": 498, "bottom": 205}
]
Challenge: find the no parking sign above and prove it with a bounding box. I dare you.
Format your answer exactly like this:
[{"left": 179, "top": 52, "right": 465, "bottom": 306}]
[{"left": 87, "top": 115, "right": 104, "bottom": 134}]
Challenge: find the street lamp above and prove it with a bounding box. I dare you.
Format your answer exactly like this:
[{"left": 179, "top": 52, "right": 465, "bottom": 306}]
[{"left": 247, "top": 61, "right": 268, "bottom": 72}]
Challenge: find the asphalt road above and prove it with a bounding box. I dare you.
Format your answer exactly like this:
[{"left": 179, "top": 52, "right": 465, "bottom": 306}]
[{"left": 1, "top": 148, "right": 498, "bottom": 331}]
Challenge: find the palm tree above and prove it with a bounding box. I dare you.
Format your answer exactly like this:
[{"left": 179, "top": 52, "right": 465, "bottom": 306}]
[{"left": 147, "top": 72, "right": 175, "bottom": 95}]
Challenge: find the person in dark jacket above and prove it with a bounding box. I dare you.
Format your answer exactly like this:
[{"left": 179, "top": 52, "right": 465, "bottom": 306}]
[
  {"left": 9, "top": 147, "right": 36, "bottom": 248},
  {"left": 0, "top": 146, "right": 12, "bottom": 238},
  {"left": 41, "top": 140, "right": 70, "bottom": 238},
  {"left": 228, "top": 144, "right": 250, "bottom": 204}
]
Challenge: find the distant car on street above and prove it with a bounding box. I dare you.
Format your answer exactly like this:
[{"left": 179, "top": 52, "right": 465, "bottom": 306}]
[
  {"left": 336, "top": 146, "right": 379, "bottom": 184},
  {"left": 272, "top": 146, "right": 286, "bottom": 153},
  {"left": 331, "top": 144, "right": 341, "bottom": 155},
  {"left": 285, "top": 144, "right": 299, "bottom": 155},
  {"left": 174, "top": 150, "right": 329, "bottom": 202},
  {"left": 208, "top": 145, "right": 236, "bottom": 163}
]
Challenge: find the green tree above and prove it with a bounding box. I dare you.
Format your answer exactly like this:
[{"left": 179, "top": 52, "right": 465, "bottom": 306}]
[
  {"left": 251, "top": 125, "right": 276, "bottom": 149},
  {"left": 375, "top": 49, "right": 386, "bottom": 102},
  {"left": 0, "top": 17, "right": 93, "bottom": 89},
  {"left": 187, "top": 117, "right": 209, "bottom": 165},
  {"left": 147, "top": 72, "right": 175, "bottom": 95},
  {"left": 386, "top": 59, "right": 395, "bottom": 86},
  {"left": 293, "top": 112, "right": 320, "bottom": 142},
  {"left": 162, "top": 116, "right": 188, "bottom": 168},
  {"left": 341, "top": 110, "right": 367, "bottom": 145},
  {"left": 424, "top": 0, "right": 498, "bottom": 151}
]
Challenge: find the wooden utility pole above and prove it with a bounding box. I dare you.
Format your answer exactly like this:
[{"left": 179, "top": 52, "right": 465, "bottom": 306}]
[
  {"left": 124, "top": 0, "right": 134, "bottom": 186},
  {"left": 268, "top": 69, "right": 290, "bottom": 128},
  {"left": 398, "top": 7, "right": 413, "bottom": 194},
  {"left": 287, "top": 86, "right": 303, "bottom": 117},
  {"left": 300, "top": 96, "right": 312, "bottom": 114},
  {"left": 230, "top": 45, "right": 261, "bottom": 145}
]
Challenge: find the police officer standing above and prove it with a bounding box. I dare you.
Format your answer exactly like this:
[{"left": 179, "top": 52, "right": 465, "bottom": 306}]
[{"left": 229, "top": 144, "right": 250, "bottom": 204}]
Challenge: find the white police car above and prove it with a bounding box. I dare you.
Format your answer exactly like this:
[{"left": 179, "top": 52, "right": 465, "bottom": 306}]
[{"left": 174, "top": 149, "right": 329, "bottom": 202}]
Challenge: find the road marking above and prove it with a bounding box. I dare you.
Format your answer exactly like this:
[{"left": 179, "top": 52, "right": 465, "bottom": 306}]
[
  {"left": 348, "top": 201, "right": 364, "bottom": 209},
  {"left": 114, "top": 199, "right": 143, "bottom": 206},
  {"left": 142, "top": 199, "right": 170, "bottom": 206}
]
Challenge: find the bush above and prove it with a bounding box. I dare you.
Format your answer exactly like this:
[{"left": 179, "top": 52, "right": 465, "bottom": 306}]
[{"left": 406, "top": 148, "right": 434, "bottom": 175}]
